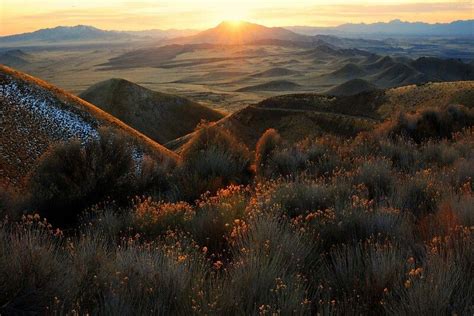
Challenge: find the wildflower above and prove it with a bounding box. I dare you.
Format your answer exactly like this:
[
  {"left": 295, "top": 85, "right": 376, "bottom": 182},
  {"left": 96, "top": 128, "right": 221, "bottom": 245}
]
[{"left": 213, "top": 260, "right": 223, "bottom": 270}]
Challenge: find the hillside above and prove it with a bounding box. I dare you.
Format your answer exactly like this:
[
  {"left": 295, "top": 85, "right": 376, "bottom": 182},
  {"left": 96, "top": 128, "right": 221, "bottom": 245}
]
[
  {"left": 0, "top": 50, "right": 33, "bottom": 67},
  {"left": 251, "top": 67, "right": 300, "bottom": 78},
  {"left": 236, "top": 80, "right": 301, "bottom": 92},
  {"left": 167, "top": 81, "right": 474, "bottom": 151},
  {"left": 0, "top": 66, "right": 178, "bottom": 189},
  {"left": 79, "top": 79, "right": 224, "bottom": 144}
]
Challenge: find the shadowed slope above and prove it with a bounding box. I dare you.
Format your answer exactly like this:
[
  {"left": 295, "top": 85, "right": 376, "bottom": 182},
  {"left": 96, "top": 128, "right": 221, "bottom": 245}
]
[
  {"left": 236, "top": 80, "right": 301, "bottom": 92},
  {"left": 79, "top": 79, "right": 224, "bottom": 144},
  {"left": 326, "top": 79, "right": 378, "bottom": 96}
]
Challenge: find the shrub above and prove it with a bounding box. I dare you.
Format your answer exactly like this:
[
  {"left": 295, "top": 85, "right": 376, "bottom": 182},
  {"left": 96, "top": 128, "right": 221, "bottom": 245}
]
[
  {"left": 269, "top": 147, "right": 308, "bottom": 177},
  {"left": 26, "top": 128, "right": 138, "bottom": 225},
  {"left": 215, "top": 216, "right": 313, "bottom": 315},
  {"left": 133, "top": 153, "right": 175, "bottom": 199},
  {"left": 189, "top": 185, "right": 249, "bottom": 252},
  {"left": 80, "top": 203, "right": 133, "bottom": 241},
  {"left": 178, "top": 124, "right": 252, "bottom": 201},
  {"left": 255, "top": 135, "right": 342, "bottom": 179},
  {"left": 378, "top": 139, "right": 419, "bottom": 171},
  {"left": 353, "top": 158, "right": 394, "bottom": 200},
  {"left": 383, "top": 105, "right": 474, "bottom": 143},
  {"left": 307, "top": 206, "right": 415, "bottom": 252},
  {"left": 420, "top": 141, "right": 459, "bottom": 167},
  {"left": 94, "top": 240, "right": 206, "bottom": 315},
  {"left": 452, "top": 157, "right": 474, "bottom": 190},
  {"left": 323, "top": 240, "right": 410, "bottom": 314},
  {"left": 133, "top": 198, "right": 194, "bottom": 238},
  {"left": 384, "top": 241, "right": 471, "bottom": 315},
  {"left": 256, "top": 180, "right": 335, "bottom": 218},
  {"left": 0, "top": 218, "right": 67, "bottom": 314},
  {"left": 255, "top": 128, "right": 282, "bottom": 178},
  {"left": 392, "top": 171, "right": 441, "bottom": 219},
  {"left": 301, "top": 138, "right": 341, "bottom": 177}
]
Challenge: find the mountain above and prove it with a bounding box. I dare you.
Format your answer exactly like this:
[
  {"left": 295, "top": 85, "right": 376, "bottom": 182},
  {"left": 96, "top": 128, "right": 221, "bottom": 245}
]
[
  {"left": 0, "top": 66, "right": 177, "bottom": 189},
  {"left": 0, "top": 25, "right": 133, "bottom": 44},
  {"left": 286, "top": 19, "right": 474, "bottom": 37},
  {"left": 170, "top": 21, "right": 310, "bottom": 45},
  {"left": 79, "top": 79, "right": 224, "bottom": 144}
]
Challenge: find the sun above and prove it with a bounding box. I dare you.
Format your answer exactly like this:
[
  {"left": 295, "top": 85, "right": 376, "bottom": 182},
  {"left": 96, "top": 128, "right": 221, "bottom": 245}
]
[{"left": 218, "top": 7, "right": 249, "bottom": 25}]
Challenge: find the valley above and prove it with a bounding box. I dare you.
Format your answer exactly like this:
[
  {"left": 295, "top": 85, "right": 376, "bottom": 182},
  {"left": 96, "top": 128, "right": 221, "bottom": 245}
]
[{"left": 1, "top": 21, "right": 472, "bottom": 112}]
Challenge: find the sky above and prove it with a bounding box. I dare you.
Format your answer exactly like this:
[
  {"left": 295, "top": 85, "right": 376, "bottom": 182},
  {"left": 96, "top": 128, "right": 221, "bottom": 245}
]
[{"left": 0, "top": 0, "right": 473, "bottom": 35}]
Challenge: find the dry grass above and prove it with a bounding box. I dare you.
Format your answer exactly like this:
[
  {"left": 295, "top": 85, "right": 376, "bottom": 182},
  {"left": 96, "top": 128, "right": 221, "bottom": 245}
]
[{"left": 1, "top": 106, "right": 473, "bottom": 314}]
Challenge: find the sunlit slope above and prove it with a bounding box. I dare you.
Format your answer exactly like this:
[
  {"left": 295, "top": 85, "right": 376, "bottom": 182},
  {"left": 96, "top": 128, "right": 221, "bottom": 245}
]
[{"left": 0, "top": 65, "right": 178, "bottom": 189}]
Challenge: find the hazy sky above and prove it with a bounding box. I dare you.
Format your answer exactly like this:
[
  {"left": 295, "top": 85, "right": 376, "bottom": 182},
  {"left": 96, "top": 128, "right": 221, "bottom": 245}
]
[{"left": 1, "top": 0, "right": 472, "bottom": 35}]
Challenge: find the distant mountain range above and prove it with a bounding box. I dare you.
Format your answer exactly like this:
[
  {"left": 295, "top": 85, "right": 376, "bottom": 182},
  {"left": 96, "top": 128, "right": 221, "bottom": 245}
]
[
  {"left": 0, "top": 25, "right": 131, "bottom": 43},
  {"left": 2, "top": 19, "right": 471, "bottom": 46},
  {"left": 287, "top": 19, "right": 474, "bottom": 38},
  {"left": 0, "top": 25, "right": 198, "bottom": 44}
]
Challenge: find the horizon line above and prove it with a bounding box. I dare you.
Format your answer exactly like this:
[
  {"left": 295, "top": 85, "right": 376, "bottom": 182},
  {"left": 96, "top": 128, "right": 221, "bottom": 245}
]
[{"left": 1, "top": 18, "right": 473, "bottom": 37}]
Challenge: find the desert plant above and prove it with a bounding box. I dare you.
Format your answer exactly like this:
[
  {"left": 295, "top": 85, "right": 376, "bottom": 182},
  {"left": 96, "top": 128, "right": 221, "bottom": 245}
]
[
  {"left": 133, "top": 198, "right": 194, "bottom": 238},
  {"left": 255, "top": 128, "right": 282, "bottom": 178},
  {"left": 26, "top": 128, "right": 138, "bottom": 224},
  {"left": 323, "top": 240, "right": 410, "bottom": 314},
  {"left": 353, "top": 158, "right": 394, "bottom": 200},
  {"left": 0, "top": 218, "right": 67, "bottom": 314},
  {"left": 384, "top": 105, "right": 474, "bottom": 143},
  {"left": 392, "top": 171, "right": 441, "bottom": 219},
  {"left": 216, "top": 215, "right": 313, "bottom": 315},
  {"left": 177, "top": 124, "right": 252, "bottom": 201},
  {"left": 256, "top": 179, "right": 335, "bottom": 218},
  {"left": 189, "top": 185, "right": 249, "bottom": 252}
]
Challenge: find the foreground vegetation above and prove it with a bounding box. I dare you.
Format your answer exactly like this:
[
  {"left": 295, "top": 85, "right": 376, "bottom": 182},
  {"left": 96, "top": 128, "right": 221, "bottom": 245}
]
[{"left": 1, "top": 105, "right": 473, "bottom": 315}]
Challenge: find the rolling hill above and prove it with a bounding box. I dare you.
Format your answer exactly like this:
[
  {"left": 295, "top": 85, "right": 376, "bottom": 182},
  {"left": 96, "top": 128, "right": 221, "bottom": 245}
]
[
  {"left": 326, "top": 79, "right": 378, "bottom": 96},
  {"left": 0, "top": 50, "right": 34, "bottom": 68},
  {"left": 236, "top": 80, "right": 301, "bottom": 92},
  {"left": 0, "top": 66, "right": 178, "bottom": 189},
  {"left": 79, "top": 79, "right": 224, "bottom": 144},
  {"left": 251, "top": 67, "right": 300, "bottom": 78},
  {"left": 327, "top": 63, "right": 368, "bottom": 79},
  {"left": 167, "top": 81, "right": 474, "bottom": 151}
]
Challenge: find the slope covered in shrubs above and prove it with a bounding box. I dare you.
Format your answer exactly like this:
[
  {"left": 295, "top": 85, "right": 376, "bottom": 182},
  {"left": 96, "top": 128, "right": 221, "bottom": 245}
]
[{"left": 0, "top": 104, "right": 473, "bottom": 315}]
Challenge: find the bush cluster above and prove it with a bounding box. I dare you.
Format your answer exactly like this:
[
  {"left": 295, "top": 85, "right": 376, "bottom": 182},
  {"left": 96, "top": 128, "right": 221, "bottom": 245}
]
[{"left": 1, "top": 106, "right": 473, "bottom": 314}]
